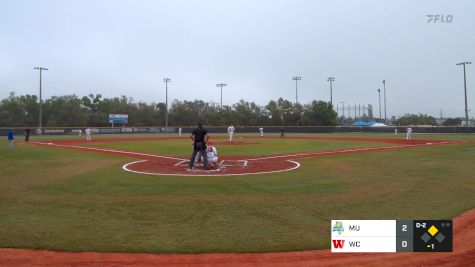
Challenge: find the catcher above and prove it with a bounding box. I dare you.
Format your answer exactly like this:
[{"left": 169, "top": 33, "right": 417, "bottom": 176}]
[{"left": 206, "top": 141, "right": 219, "bottom": 169}]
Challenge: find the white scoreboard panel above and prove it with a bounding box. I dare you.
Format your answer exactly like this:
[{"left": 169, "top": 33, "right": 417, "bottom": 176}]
[{"left": 331, "top": 220, "right": 452, "bottom": 253}]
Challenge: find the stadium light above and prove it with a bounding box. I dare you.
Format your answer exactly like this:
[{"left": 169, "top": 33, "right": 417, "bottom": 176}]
[
  {"left": 383, "top": 80, "right": 387, "bottom": 123},
  {"left": 34, "top": 67, "right": 48, "bottom": 131},
  {"left": 163, "top": 78, "right": 171, "bottom": 128},
  {"left": 292, "top": 76, "right": 301, "bottom": 104},
  {"left": 327, "top": 77, "right": 335, "bottom": 106},
  {"left": 340, "top": 101, "right": 346, "bottom": 119},
  {"left": 216, "top": 83, "right": 227, "bottom": 108},
  {"left": 377, "top": 89, "right": 382, "bottom": 120},
  {"left": 456, "top": 61, "right": 472, "bottom": 126}
]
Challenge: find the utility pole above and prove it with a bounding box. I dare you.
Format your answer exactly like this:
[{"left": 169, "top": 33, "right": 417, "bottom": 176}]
[
  {"left": 216, "top": 83, "right": 227, "bottom": 108},
  {"left": 383, "top": 80, "right": 387, "bottom": 123},
  {"left": 34, "top": 67, "right": 48, "bottom": 131},
  {"left": 377, "top": 88, "right": 382, "bottom": 120},
  {"left": 456, "top": 61, "right": 471, "bottom": 126},
  {"left": 163, "top": 78, "right": 171, "bottom": 128},
  {"left": 327, "top": 77, "right": 335, "bottom": 106},
  {"left": 292, "top": 76, "right": 301, "bottom": 104}
]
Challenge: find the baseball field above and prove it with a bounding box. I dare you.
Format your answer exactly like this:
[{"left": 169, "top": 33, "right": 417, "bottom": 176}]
[{"left": 1, "top": 132, "right": 475, "bottom": 266}]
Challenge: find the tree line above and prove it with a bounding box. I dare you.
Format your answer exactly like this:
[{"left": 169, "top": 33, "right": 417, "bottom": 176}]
[
  {"left": 0, "top": 92, "right": 464, "bottom": 127},
  {"left": 0, "top": 92, "right": 337, "bottom": 127}
]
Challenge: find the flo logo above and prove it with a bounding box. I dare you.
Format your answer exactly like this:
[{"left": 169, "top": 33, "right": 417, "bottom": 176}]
[
  {"left": 426, "top": 14, "right": 453, "bottom": 23},
  {"left": 332, "top": 221, "right": 345, "bottom": 235}
]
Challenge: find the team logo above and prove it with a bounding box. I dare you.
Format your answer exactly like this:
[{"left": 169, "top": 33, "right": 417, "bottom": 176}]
[
  {"left": 332, "top": 221, "right": 345, "bottom": 235},
  {"left": 332, "top": 239, "right": 345, "bottom": 249}
]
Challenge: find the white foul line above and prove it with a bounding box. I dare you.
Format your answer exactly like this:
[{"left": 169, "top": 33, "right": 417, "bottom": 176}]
[
  {"left": 33, "top": 140, "right": 459, "bottom": 177},
  {"left": 246, "top": 141, "right": 458, "bottom": 161},
  {"left": 30, "top": 141, "right": 186, "bottom": 161}
]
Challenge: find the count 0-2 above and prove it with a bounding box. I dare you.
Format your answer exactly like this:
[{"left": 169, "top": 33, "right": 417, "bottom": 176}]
[{"left": 416, "top": 223, "right": 427, "bottom": 228}]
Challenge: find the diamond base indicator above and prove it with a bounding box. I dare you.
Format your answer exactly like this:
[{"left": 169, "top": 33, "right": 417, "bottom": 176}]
[{"left": 413, "top": 220, "right": 452, "bottom": 252}]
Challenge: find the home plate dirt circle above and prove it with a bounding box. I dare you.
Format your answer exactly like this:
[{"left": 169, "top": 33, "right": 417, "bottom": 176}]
[{"left": 123, "top": 158, "right": 301, "bottom": 176}]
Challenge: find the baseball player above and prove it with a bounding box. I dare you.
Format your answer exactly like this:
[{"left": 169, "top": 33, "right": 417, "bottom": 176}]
[
  {"left": 206, "top": 141, "right": 219, "bottom": 169},
  {"left": 394, "top": 128, "right": 398, "bottom": 135},
  {"left": 227, "top": 124, "right": 235, "bottom": 142},
  {"left": 189, "top": 123, "right": 209, "bottom": 170},
  {"left": 258, "top": 126, "right": 264, "bottom": 137},
  {"left": 280, "top": 127, "right": 286, "bottom": 139},
  {"left": 85, "top": 127, "right": 92, "bottom": 141},
  {"left": 24, "top": 128, "right": 31, "bottom": 142},
  {"left": 178, "top": 127, "right": 183, "bottom": 137},
  {"left": 406, "top": 127, "right": 413, "bottom": 140},
  {"left": 7, "top": 129, "right": 14, "bottom": 149}
]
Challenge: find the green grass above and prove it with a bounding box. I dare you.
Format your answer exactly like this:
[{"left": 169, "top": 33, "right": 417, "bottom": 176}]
[
  {"left": 83, "top": 138, "right": 392, "bottom": 157},
  {"left": 0, "top": 134, "right": 474, "bottom": 253}
]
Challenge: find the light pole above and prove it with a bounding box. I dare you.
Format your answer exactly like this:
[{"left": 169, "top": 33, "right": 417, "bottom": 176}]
[
  {"left": 327, "top": 77, "right": 335, "bottom": 106},
  {"left": 340, "top": 101, "right": 346, "bottom": 119},
  {"left": 377, "top": 88, "right": 382, "bottom": 120},
  {"left": 163, "top": 78, "right": 171, "bottom": 128},
  {"left": 383, "top": 80, "right": 387, "bottom": 123},
  {"left": 336, "top": 103, "right": 339, "bottom": 124},
  {"left": 292, "top": 76, "right": 301, "bottom": 104},
  {"left": 216, "top": 83, "right": 227, "bottom": 108},
  {"left": 34, "top": 67, "right": 48, "bottom": 130},
  {"left": 456, "top": 61, "right": 471, "bottom": 126}
]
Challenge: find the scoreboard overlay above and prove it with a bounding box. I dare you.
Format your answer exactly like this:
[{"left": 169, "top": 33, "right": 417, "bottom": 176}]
[{"left": 331, "top": 220, "right": 452, "bottom": 253}]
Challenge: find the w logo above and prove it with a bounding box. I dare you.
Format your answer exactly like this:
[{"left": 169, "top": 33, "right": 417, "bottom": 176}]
[{"left": 332, "top": 240, "right": 345, "bottom": 249}]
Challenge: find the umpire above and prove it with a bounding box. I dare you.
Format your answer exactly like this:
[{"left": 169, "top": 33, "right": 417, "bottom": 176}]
[{"left": 188, "top": 123, "right": 210, "bottom": 170}]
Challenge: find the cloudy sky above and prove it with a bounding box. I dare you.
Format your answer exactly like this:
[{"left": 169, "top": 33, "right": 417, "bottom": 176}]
[{"left": 1, "top": 0, "right": 474, "bottom": 118}]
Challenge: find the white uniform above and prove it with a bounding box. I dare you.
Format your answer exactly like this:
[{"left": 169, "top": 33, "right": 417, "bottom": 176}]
[
  {"left": 178, "top": 128, "right": 182, "bottom": 137},
  {"left": 406, "top": 127, "right": 413, "bottom": 140},
  {"left": 85, "top": 128, "right": 92, "bottom": 141},
  {"left": 394, "top": 129, "right": 398, "bottom": 135},
  {"left": 259, "top": 127, "right": 264, "bottom": 137},
  {"left": 206, "top": 145, "right": 218, "bottom": 163},
  {"left": 227, "top": 125, "right": 235, "bottom": 142}
]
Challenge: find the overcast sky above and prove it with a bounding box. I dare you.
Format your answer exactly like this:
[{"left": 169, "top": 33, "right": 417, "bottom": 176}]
[{"left": 1, "top": 0, "right": 474, "bottom": 118}]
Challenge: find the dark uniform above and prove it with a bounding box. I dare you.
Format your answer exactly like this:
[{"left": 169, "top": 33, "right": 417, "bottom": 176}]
[
  {"left": 188, "top": 124, "right": 209, "bottom": 170},
  {"left": 24, "top": 128, "right": 31, "bottom": 142},
  {"left": 280, "top": 127, "right": 286, "bottom": 139}
]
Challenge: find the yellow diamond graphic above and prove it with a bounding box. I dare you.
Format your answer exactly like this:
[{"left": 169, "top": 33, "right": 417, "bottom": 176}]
[{"left": 428, "top": 225, "right": 439, "bottom": 237}]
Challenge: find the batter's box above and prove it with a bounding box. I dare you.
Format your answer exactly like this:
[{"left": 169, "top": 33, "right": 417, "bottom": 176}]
[
  {"left": 174, "top": 159, "right": 248, "bottom": 168},
  {"left": 220, "top": 160, "right": 248, "bottom": 167}
]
